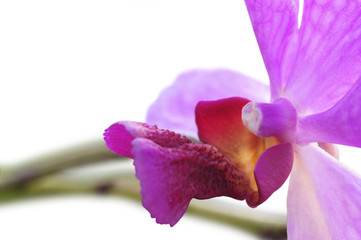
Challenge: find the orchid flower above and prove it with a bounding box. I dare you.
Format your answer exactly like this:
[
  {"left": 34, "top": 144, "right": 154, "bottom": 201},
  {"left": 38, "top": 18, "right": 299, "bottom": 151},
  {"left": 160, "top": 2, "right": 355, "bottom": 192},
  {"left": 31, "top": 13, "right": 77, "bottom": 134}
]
[{"left": 104, "top": 0, "right": 361, "bottom": 239}]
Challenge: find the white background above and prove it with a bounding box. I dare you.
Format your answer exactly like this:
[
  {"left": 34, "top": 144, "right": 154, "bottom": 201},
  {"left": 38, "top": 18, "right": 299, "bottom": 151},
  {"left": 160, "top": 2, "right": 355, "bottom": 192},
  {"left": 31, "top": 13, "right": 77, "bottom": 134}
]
[{"left": 1, "top": 0, "right": 361, "bottom": 239}]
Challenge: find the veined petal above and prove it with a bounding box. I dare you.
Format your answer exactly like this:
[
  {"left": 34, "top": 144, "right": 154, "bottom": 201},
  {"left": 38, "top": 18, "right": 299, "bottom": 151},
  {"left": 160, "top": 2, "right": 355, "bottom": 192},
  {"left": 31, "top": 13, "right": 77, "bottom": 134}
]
[
  {"left": 195, "top": 97, "right": 293, "bottom": 206},
  {"left": 288, "top": 144, "right": 361, "bottom": 239},
  {"left": 244, "top": 0, "right": 299, "bottom": 99},
  {"left": 297, "top": 77, "right": 361, "bottom": 148},
  {"left": 284, "top": 0, "right": 361, "bottom": 114},
  {"left": 146, "top": 69, "right": 269, "bottom": 138}
]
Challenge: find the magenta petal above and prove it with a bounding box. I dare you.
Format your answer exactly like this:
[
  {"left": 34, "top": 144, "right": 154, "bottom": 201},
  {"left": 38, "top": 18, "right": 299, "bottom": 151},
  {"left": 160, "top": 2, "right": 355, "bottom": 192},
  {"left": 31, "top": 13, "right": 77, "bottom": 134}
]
[
  {"left": 244, "top": 0, "right": 299, "bottom": 99},
  {"left": 103, "top": 121, "right": 135, "bottom": 158},
  {"left": 146, "top": 69, "right": 269, "bottom": 138},
  {"left": 288, "top": 145, "right": 361, "bottom": 239},
  {"left": 253, "top": 143, "right": 293, "bottom": 206},
  {"left": 284, "top": 0, "right": 361, "bottom": 114},
  {"left": 105, "top": 121, "right": 259, "bottom": 226},
  {"left": 131, "top": 138, "right": 190, "bottom": 226},
  {"left": 132, "top": 138, "right": 254, "bottom": 226},
  {"left": 104, "top": 121, "right": 191, "bottom": 158},
  {"left": 298, "top": 77, "right": 361, "bottom": 148}
]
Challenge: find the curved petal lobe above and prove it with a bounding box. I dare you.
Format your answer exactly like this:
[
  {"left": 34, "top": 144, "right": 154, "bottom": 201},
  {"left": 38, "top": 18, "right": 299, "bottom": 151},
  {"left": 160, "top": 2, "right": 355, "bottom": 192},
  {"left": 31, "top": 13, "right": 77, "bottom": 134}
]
[
  {"left": 288, "top": 144, "right": 361, "bottom": 239},
  {"left": 254, "top": 142, "right": 293, "bottom": 206},
  {"left": 146, "top": 69, "right": 269, "bottom": 138},
  {"left": 298, "top": 77, "right": 361, "bottom": 148},
  {"left": 244, "top": 0, "right": 299, "bottom": 99},
  {"left": 285, "top": 0, "right": 361, "bottom": 114}
]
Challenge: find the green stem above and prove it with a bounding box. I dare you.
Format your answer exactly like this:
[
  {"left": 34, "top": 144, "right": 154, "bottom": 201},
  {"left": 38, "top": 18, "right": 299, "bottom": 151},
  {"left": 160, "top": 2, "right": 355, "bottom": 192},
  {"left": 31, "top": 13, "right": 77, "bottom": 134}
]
[
  {"left": 0, "top": 139, "right": 122, "bottom": 188},
  {"left": 0, "top": 171, "right": 287, "bottom": 239},
  {"left": 0, "top": 139, "right": 287, "bottom": 239}
]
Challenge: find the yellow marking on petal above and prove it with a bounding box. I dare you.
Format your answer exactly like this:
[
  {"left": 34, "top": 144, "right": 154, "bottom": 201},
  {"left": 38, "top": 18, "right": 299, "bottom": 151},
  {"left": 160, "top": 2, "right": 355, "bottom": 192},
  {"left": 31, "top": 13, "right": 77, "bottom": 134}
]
[{"left": 220, "top": 129, "right": 280, "bottom": 191}]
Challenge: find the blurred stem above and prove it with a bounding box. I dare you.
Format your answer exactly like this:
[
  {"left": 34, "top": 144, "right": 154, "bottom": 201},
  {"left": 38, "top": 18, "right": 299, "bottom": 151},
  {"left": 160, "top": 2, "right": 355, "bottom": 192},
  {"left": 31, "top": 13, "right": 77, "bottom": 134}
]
[
  {"left": 0, "top": 139, "right": 121, "bottom": 188},
  {"left": 0, "top": 139, "right": 287, "bottom": 239},
  {"left": 0, "top": 171, "right": 287, "bottom": 239}
]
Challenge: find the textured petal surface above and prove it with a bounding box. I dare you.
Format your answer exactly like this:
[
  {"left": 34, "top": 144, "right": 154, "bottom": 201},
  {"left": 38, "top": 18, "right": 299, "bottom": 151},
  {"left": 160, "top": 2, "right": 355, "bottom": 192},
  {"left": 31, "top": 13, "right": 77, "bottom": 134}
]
[
  {"left": 196, "top": 97, "right": 290, "bottom": 206},
  {"left": 104, "top": 121, "right": 191, "bottom": 158},
  {"left": 297, "top": 77, "right": 361, "bottom": 148},
  {"left": 132, "top": 138, "right": 254, "bottom": 226},
  {"left": 284, "top": 0, "right": 361, "bottom": 114},
  {"left": 103, "top": 122, "right": 135, "bottom": 158},
  {"left": 244, "top": 0, "right": 299, "bottom": 99},
  {"left": 146, "top": 69, "right": 269, "bottom": 138},
  {"left": 288, "top": 144, "right": 361, "bottom": 239},
  {"left": 104, "top": 121, "right": 265, "bottom": 225}
]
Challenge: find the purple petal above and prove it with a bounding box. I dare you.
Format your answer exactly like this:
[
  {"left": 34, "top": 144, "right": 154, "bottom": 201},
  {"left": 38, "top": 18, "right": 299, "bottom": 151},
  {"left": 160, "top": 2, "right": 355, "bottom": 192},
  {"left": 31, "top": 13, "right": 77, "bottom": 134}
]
[
  {"left": 146, "top": 69, "right": 269, "bottom": 138},
  {"left": 297, "top": 77, "right": 361, "bottom": 148},
  {"left": 288, "top": 144, "right": 361, "bottom": 239},
  {"left": 104, "top": 121, "right": 191, "bottom": 157},
  {"left": 244, "top": 0, "right": 299, "bottom": 99},
  {"left": 103, "top": 122, "right": 135, "bottom": 158},
  {"left": 284, "top": 0, "right": 361, "bottom": 114},
  {"left": 132, "top": 138, "right": 255, "bottom": 226},
  {"left": 253, "top": 143, "right": 293, "bottom": 206}
]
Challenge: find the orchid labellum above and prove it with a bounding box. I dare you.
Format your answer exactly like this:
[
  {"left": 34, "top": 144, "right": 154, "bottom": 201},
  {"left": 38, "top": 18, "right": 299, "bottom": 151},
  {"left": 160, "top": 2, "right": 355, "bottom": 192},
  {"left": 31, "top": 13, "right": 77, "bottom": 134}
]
[{"left": 104, "top": 0, "right": 361, "bottom": 238}]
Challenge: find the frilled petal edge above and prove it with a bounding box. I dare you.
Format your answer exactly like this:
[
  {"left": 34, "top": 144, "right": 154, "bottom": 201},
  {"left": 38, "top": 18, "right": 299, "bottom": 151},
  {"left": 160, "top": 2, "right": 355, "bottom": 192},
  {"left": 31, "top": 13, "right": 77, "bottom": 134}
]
[
  {"left": 104, "top": 121, "right": 264, "bottom": 225},
  {"left": 132, "top": 138, "right": 254, "bottom": 226},
  {"left": 146, "top": 69, "right": 269, "bottom": 138},
  {"left": 287, "top": 144, "right": 361, "bottom": 239}
]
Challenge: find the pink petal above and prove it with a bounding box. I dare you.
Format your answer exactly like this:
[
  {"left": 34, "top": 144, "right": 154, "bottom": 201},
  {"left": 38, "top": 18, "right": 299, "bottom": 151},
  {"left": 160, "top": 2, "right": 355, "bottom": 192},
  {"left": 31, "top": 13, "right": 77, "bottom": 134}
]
[
  {"left": 297, "top": 77, "right": 361, "bottom": 148},
  {"left": 288, "top": 144, "right": 361, "bottom": 239},
  {"left": 244, "top": 0, "right": 299, "bottom": 99},
  {"left": 103, "top": 122, "right": 135, "bottom": 158},
  {"left": 284, "top": 0, "right": 361, "bottom": 114},
  {"left": 146, "top": 69, "right": 269, "bottom": 138},
  {"left": 253, "top": 142, "right": 293, "bottom": 206},
  {"left": 132, "top": 138, "right": 254, "bottom": 226}
]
